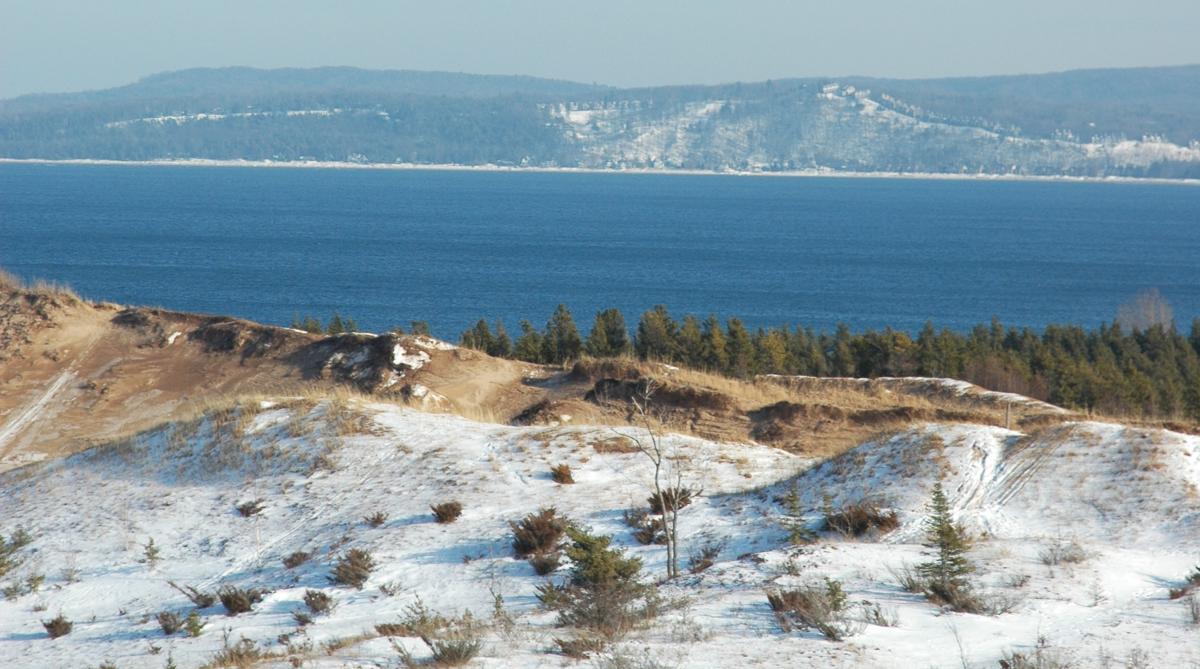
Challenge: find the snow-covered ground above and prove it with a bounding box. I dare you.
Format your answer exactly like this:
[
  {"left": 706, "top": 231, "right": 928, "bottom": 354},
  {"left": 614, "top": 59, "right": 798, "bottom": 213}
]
[{"left": 0, "top": 400, "right": 1197, "bottom": 668}]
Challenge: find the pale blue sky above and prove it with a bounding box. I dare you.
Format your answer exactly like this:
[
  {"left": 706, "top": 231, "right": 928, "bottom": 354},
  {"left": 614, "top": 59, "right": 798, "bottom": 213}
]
[{"left": 2, "top": 0, "right": 1198, "bottom": 98}]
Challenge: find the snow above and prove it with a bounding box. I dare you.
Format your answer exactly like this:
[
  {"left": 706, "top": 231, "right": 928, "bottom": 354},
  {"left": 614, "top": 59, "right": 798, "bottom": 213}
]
[
  {"left": 0, "top": 397, "right": 1197, "bottom": 668},
  {"left": 391, "top": 344, "right": 430, "bottom": 370}
]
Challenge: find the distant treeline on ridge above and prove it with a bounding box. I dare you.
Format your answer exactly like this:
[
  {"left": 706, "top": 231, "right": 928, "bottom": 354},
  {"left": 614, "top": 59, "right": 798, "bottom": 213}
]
[{"left": 454, "top": 303, "right": 1200, "bottom": 422}]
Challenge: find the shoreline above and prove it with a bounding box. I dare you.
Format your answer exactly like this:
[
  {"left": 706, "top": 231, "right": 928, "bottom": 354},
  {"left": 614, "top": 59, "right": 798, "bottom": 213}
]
[{"left": 1, "top": 156, "right": 1199, "bottom": 186}]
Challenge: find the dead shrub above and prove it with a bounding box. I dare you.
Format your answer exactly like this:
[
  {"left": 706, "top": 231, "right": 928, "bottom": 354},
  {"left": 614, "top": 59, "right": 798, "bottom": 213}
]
[
  {"left": 431, "top": 502, "right": 463, "bottom": 524},
  {"left": 203, "top": 636, "right": 265, "bottom": 668},
  {"left": 1038, "top": 538, "right": 1087, "bottom": 566},
  {"left": 1168, "top": 566, "right": 1200, "bottom": 600},
  {"left": 376, "top": 597, "right": 448, "bottom": 638},
  {"left": 767, "top": 579, "right": 861, "bottom": 641},
  {"left": 157, "top": 611, "right": 184, "bottom": 635},
  {"left": 303, "top": 589, "right": 336, "bottom": 615},
  {"left": 623, "top": 508, "right": 664, "bottom": 545},
  {"left": 551, "top": 463, "right": 575, "bottom": 484},
  {"left": 236, "top": 499, "right": 265, "bottom": 517},
  {"left": 510, "top": 507, "right": 568, "bottom": 558},
  {"left": 1186, "top": 594, "right": 1200, "bottom": 625},
  {"left": 282, "top": 551, "right": 311, "bottom": 570},
  {"left": 330, "top": 549, "right": 375, "bottom": 589},
  {"left": 42, "top": 614, "right": 72, "bottom": 638},
  {"left": 824, "top": 500, "right": 899, "bottom": 537},
  {"left": 688, "top": 540, "right": 725, "bottom": 574},
  {"left": 647, "top": 487, "right": 693, "bottom": 514},
  {"left": 530, "top": 552, "right": 561, "bottom": 575},
  {"left": 169, "top": 581, "right": 216, "bottom": 608},
  {"left": 217, "top": 586, "right": 263, "bottom": 616},
  {"left": 364, "top": 511, "right": 389, "bottom": 528},
  {"left": 555, "top": 635, "right": 607, "bottom": 658}
]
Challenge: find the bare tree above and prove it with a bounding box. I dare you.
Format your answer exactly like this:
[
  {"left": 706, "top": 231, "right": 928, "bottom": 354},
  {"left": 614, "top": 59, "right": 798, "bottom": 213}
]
[
  {"left": 1116, "top": 288, "right": 1174, "bottom": 331},
  {"left": 617, "top": 379, "right": 691, "bottom": 580}
]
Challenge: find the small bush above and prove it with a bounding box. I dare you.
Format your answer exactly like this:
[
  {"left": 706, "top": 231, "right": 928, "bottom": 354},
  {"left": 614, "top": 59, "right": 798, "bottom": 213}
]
[
  {"left": 236, "top": 499, "right": 265, "bottom": 517},
  {"left": 184, "top": 611, "right": 206, "bottom": 637},
  {"left": 364, "top": 511, "right": 389, "bottom": 528},
  {"left": 688, "top": 540, "right": 725, "bottom": 574},
  {"left": 376, "top": 597, "right": 448, "bottom": 638},
  {"left": 824, "top": 500, "right": 900, "bottom": 537},
  {"left": 767, "top": 579, "right": 860, "bottom": 641},
  {"left": 431, "top": 502, "right": 463, "bottom": 524},
  {"left": 530, "top": 552, "right": 561, "bottom": 575},
  {"left": 282, "top": 551, "right": 311, "bottom": 570},
  {"left": 510, "top": 507, "right": 568, "bottom": 558},
  {"left": 555, "top": 635, "right": 607, "bottom": 658},
  {"left": 157, "top": 611, "right": 183, "bottom": 635},
  {"left": 550, "top": 463, "right": 575, "bottom": 484},
  {"left": 1168, "top": 566, "right": 1200, "bottom": 600},
  {"left": 169, "top": 581, "right": 216, "bottom": 609},
  {"left": 548, "top": 526, "right": 654, "bottom": 639},
  {"left": 303, "top": 589, "right": 336, "bottom": 615},
  {"left": 1186, "top": 594, "right": 1200, "bottom": 625},
  {"left": 292, "top": 611, "right": 313, "bottom": 627},
  {"left": 217, "top": 586, "right": 263, "bottom": 616},
  {"left": 647, "top": 487, "right": 693, "bottom": 514},
  {"left": 205, "top": 636, "right": 264, "bottom": 667},
  {"left": 623, "top": 509, "right": 665, "bottom": 546},
  {"left": 330, "top": 549, "right": 375, "bottom": 589},
  {"left": 1038, "top": 538, "right": 1087, "bottom": 566},
  {"left": 387, "top": 606, "right": 481, "bottom": 667},
  {"left": 924, "top": 579, "right": 988, "bottom": 614},
  {"left": 42, "top": 614, "right": 72, "bottom": 638}
]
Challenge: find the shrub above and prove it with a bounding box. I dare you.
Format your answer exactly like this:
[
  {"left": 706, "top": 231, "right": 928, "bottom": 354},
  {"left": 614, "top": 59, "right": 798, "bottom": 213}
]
[
  {"left": 548, "top": 526, "right": 654, "bottom": 639},
  {"left": 205, "top": 636, "right": 264, "bottom": 667},
  {"left": 510, "top": 507, "right": 568, "bottom": 558},
  {"left": 1038, "top": 538, "right": 1087, "bottom": 566},
  {"left": 555, "top": 635, "right": 607, "bottom": 658},
  {"left": 376, "top": 597, "right": 448, "bottom": 638},
  {"left": 917, "top": 482, "right": 973, "bottom": 597},
  {"left": 282, "top": 551, "right": 311, "bottom": 570},
  {"left": 42, "top": 614, "right": 72, "bottom": 638},
  {"left": 623, "top": 509, "right": 665, "bottom": 546},
  {"left": 157, "top": 611, "right": 183, "bottom": 635},
  {"left": 647, "top": 487, "right": 693, "bottom": 514},
  {"left": 330, "top": 549, "right": 375, "bottom": 589},
  {"left": 1168, "top": 565, "right": 1200, "bottom": 600},
  {"left": 530, "top": 552, "right": 561, "bottom": 575},
  {"left": 550, "top": 463, "right": 575, "bottom": 484},
  {"left": 824, "top": 500, "right": 900, "bottom": 537},
  {"left": 217, "top": 586, "right": 263, "bottom": 616},
  {"left": 292, "top": 611, "right": 313, "bottom": 627},
  {"left": 236, "top": 499, "right": 265, "bottom": 517},
  {"left": 364, "top": 511, "right": 389, "bottom": 528},
  {"left": 184, "top": 611, "right": 206, "bottom": 637},
  {"left": 767, "top": 579, "right": 861, "bottom": 641},
  {"left": 143, "top": 538, "right": 162, "bottom": 566},
  {"left": 168, "top": 581, "right": 216, "bottom": 608},
  {"left": 303, "top": 589, "right": 335, "bottom": 615},
  {"left": 431, "top": 502, "right": 463, "bottom": 524},
  {"left": 688, "top": 540, "right": 725, "bottom": 574}
]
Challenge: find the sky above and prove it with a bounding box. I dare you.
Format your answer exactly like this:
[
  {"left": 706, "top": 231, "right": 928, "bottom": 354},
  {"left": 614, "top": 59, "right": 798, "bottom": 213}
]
[{"left": 2, "top": 0, "right": 1199, "bottom": 99}]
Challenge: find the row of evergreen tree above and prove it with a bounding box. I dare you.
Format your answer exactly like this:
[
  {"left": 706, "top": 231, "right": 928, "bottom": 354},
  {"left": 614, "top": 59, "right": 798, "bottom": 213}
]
[{"left": 459, "top": 304, "right": 1200, "bottom": 421}]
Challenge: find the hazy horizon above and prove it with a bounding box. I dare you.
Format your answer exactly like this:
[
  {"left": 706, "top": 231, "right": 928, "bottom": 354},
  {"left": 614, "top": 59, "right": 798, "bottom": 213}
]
[{"left": 3, "top": 0, "right": 1200, "bottom": 99}]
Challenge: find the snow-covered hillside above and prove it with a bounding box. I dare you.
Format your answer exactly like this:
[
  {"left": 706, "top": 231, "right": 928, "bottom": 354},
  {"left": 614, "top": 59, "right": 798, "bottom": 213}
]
[{"left": 0, "top": 399, "right": 1197, "bottom": 668}]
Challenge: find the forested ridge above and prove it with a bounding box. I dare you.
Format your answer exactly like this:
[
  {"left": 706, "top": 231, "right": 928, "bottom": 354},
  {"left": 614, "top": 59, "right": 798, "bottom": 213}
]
[{"left": 447, "top": 303, "right": 1200, "bottom": 422}]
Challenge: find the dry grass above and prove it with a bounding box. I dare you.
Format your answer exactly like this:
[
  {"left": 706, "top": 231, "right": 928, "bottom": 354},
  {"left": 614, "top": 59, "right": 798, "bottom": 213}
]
[{"left": 0, "top": 267, "right": 83, "bottom": 304}]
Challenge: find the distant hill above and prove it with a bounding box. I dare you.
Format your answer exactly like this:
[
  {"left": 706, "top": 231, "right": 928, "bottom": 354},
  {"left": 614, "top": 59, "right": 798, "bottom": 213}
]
[{"left": 2, "top": 65, "right": 1198, "bottom": 178}]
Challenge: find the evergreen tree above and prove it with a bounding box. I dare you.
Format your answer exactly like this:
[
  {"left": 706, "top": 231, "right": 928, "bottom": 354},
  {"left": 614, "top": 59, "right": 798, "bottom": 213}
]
[
  {"left": 701, "top": 315, "right": 729, "bottom": 372},
  {"left": 635, "top": 305, "right": 679, "bottom": 361},
  {"left": 542, "top": 304, "right": 583, "bottom": 364},
  {"left": 831, "top": 323, "right": 855, "bottom": 376},
  {"left": 491, "top": 320, "right": 513, "bottom": 358},
  {"left": 460, "top": 319, "right": 494, "bottom": 352},
  {"left": 409, "top": 321, "right": 431, "bottom": 336},
  {"left": 725, "top": 318, "right": 755, "bottom": 378},
  {"left": 513, "top": 320, "right": 544, "bottom": 363},
  {"left": 327, "top": 312, "right": 346, "bottom": 335},
  {"left": 917, "top": 481, "right": 973, "bottom": 593},
  {"left": 586, "top": 308, "right": 629, "bottom": 358},
  {"left": 676, "top": 315, "right": 704, "bottom": 368}
]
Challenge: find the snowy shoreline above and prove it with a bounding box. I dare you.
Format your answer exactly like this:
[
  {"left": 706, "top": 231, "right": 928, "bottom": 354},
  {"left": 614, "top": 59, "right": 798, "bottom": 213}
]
[{"left": 3, "top": 156, "right": 1199, "bottom": 186}]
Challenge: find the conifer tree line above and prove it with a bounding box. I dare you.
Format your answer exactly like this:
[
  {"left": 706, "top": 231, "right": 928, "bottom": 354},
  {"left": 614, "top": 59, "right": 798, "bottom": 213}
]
[{"left": 460, "top": 304, "right": 1200, "bottom": 421}]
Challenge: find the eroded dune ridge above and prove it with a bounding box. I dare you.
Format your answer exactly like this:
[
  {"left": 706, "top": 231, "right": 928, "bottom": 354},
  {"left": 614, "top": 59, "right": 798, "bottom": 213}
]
[{"left": 1, "top": 282, "right": 1199, "bottom": 668}]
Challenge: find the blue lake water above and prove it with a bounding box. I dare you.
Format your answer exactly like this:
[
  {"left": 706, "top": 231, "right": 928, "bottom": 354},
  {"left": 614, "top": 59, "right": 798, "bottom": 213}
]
[{"left": 1, "top": 162, "right": 1198, "bottom": 338}]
